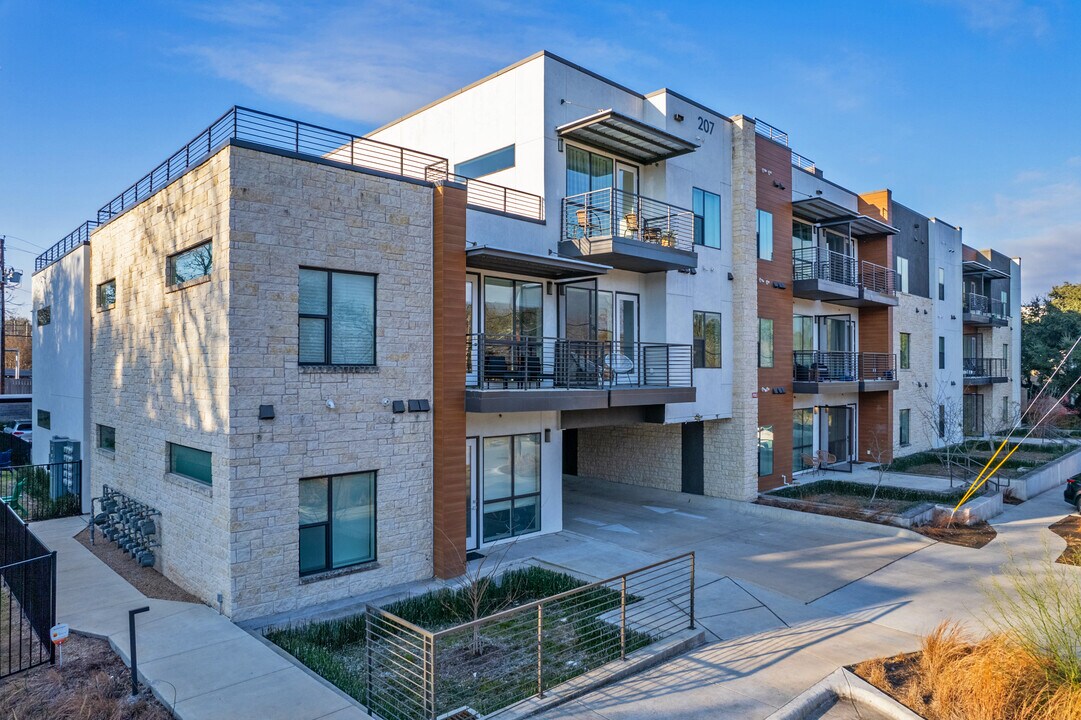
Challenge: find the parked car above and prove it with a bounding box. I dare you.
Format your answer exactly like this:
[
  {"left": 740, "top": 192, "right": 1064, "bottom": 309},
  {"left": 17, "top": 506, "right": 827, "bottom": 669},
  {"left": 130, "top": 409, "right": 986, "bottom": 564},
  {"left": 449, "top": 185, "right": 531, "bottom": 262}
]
[
  {"left": 4, "top": 421, "right": 32, "bottom": 444},
  {"left": 1065, "top": 477, "right": 1081, "bottom": 512}
]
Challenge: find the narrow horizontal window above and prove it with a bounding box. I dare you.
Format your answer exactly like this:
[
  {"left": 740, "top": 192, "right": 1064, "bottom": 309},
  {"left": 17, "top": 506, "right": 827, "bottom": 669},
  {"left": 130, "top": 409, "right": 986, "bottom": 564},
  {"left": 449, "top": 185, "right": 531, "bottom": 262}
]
[
  {"left": 455, "top": 145, "right": 515, "bottom": 179},
  {"left": 167, "top": 241, "right": 213, "bottom": 287},
  {"left": 169, "top": 442, "right": 212, "bottom": 485}
]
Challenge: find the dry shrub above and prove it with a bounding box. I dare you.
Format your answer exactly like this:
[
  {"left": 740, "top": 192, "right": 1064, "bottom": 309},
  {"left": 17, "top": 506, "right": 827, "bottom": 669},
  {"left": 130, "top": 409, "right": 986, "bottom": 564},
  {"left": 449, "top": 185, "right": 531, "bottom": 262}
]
[
  {"left": 853, "top": 657, "right": 888, "bottom": 690},
  {"left": 928, "top": 633, "right": 1045, "bottom": 720},
  {"left": 919, "top": 620, "right": 968, "bottom": 679}
]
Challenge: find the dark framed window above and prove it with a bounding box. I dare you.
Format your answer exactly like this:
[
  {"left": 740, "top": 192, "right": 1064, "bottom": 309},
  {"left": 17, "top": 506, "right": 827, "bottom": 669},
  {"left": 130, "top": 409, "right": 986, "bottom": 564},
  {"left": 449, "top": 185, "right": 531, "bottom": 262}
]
[
  {"left": 692, "top": 188, "right": 721, "bottom": 248},
  {"left": 566, "top": 146, "right": 613, "bottom": 196},
  {"left": 899, "top": 333, "right": 911, "bottom": 369},
  {"left": 758, "top": 318, "right": 774, "bottom": 368},
  {"left": 758, "top": 426, "right": 774, "bottom": 476},
  {"left": 299, "top": 471, "right": 376, "bottom": 575},
  {"left": 793, "top": 408, "right": 814, "bottom": 471},
  {"left": 98, "top": 424, "right": 115, "bottom": 452},
  {"left": 455, "top": 145, "right": 515, "bottom": 179},
  {"left": 36, "top": 409, "right": 50, "bottom": 430},
  {"left": 938, "top": 404, "right": 946, "bottom": 439},
  {"left": 1003, "top": 343, "right": 1009, "bottom": 370},
  {"left": 299, "top": 268, "right": 377, "bottom": 366},
  {"left": 756, "top": 209, "right": 773, "bottom": 260},
  {"left": 792, "top": 220, "right": 815, "bottom": 252},
  {"left": 36, "top": 306, "right": 51, "bottom": 327},
  {"left": 938, "top": 267, "right": 945, "bottom": 301},
  {"left": 899, "top": 409, "right": 910, "bottom": 447},
  {"left": 482, "top": 434, "right": 540, "bottom": 543},
  {"left": 938, "top": 336, "right": 946, "bottom": 370},
  {"left": 167, "top": 241, "right": 212, "bottom": 287},
  {"left": 97, "top": 280, "right": 116, "bottom": 310},
  {"left": 168, "top": 443, "right": 212, "bottom": 485},
  {"left": 692, "top": 311, "right": 721, "bottom": 369}
]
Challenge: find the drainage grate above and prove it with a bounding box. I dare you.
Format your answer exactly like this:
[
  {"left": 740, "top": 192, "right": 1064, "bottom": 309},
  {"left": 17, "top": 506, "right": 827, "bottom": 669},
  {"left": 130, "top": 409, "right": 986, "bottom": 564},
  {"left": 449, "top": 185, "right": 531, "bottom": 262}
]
[{"left": 439, "top": 708, "right": 480, "bottom": 720}]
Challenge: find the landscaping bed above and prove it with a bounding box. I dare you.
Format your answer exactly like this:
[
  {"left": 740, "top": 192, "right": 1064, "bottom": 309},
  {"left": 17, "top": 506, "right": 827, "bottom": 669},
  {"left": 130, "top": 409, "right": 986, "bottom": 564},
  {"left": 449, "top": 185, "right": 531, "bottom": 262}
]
[
  {"left": 881, "top": 442, "right": 1073, "bottom": 482},
  {"left": 75, "top": 527, "right": 198, "bottom": 603},
  {"left": 1049, "top": 515, "right": 1081, "bottom": 566},
  {"left": 913, "top": 517, "right": 997, "bottom": 548}
]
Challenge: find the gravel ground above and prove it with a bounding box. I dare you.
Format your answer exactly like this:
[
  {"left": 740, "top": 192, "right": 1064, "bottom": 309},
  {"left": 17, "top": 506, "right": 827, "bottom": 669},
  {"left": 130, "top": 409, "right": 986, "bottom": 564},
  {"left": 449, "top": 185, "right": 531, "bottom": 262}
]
[{"left": 75, "top": 527, "right": 199, "bottom": 604}]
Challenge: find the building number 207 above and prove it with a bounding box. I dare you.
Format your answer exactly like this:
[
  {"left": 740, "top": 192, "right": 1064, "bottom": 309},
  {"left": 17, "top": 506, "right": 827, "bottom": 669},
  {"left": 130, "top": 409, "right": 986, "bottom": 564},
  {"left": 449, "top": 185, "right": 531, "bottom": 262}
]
[{"left": 697, "top": 117, "right": 715, "bottom": 135}]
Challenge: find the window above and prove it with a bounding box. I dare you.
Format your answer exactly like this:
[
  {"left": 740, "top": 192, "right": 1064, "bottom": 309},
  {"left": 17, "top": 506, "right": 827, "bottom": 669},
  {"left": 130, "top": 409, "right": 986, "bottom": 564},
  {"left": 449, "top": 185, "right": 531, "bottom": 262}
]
[
  {"left": 168, "top": 443, "right": 212, "bottom": 485},
  {"left": 299, "top": 268, "right": 377, "bottom": 366},
  {"left": 938, "top": 267, "right": 945, "bottom": 301},
  {"left": 692, "top": 311, "right": 721, "bottom": 369},
  {"left": 1000, "top": 290, "right": 1009, "bottom": 314},
  {"left": 1003, "top": 343, "right": 1009, "bottom": 370},
  {"left": 758, "top": 318, "right": 774, "bottom": 368},
  {"left": 899, "top": 333, "right": 911, "bottom": 369},
  {"left": 1002, "top": 396, "right": 1011, "bottom": 423},
  {"left": 793, "top": 315, "right": 814, "bottom": 352},
  {"left": 899, "top": 409, "right": 910, "bottom": 447},
  {"left": 483, "top": 277, "right": 542, "bottom": 338},
  {"left": 758, "top": 426, "right": 774, "bottom": 476},
  {"left": 566, "top": 146, "right": 613, "bottom": 196},
  {"left": 938, "top": 404, "right": 946, "bottom": 439},
  {"left": 938, "top": 336, "right": 946, "bottom": 370},
  {"left": 756, "top": 209, "right": 773, "bottom": 260},
  {"left": 36, "top": 306, "right": 51, "bottom": 327},
  {"left": 455, "top": 145, "right": 515, "bottom": 179},
  {"left": 793, "top": 408, "right": 814, "bottom": 471},
  {"left": 299, "top": 471, "right": 376, "bottom": 575},
  {"left": 36, "top": 409, "right": 50, "bottom": 430},
  {"left": 792, "top": 220, "right": 815, "bottom": 252},
  {"left": 896, "top": 256, "right": 909, "bottom": 294},
  {"left": 98, "top": 424, "right": 115, "bottom": 452},
  {"left": 97, "top": 280, "right": 116, "bottom": 310},
  {"left": 482, "top": 434, "right": 541, "bottom": 542},
  {"left": 167, "top": 241, "right": 212, "bottom": 287},
  {"left": 692, "top": 188, "right": 721, "bottom": 248}
]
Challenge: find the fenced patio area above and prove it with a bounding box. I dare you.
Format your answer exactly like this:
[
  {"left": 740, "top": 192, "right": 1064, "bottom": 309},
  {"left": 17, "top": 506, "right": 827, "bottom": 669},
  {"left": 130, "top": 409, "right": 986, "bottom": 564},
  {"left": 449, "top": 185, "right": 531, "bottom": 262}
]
[
  {"left": 0, "top": 461, "right": 82, "bottom": 522},
  {"left": 0, "top": 499, "right": 56, "bottom": 679}
]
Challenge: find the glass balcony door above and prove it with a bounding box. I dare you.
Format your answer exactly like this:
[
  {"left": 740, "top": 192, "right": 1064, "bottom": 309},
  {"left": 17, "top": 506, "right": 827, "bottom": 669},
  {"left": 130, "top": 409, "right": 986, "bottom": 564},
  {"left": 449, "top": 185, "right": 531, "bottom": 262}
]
[
  {"left": 466, "top": 437, "right": 478, "bottom": 550},
  {"left": 820, "top": 405, "right": 855, "bottom": 470},
  {"left": 615, "top": 163, "right": 638, "bottom": 238}
]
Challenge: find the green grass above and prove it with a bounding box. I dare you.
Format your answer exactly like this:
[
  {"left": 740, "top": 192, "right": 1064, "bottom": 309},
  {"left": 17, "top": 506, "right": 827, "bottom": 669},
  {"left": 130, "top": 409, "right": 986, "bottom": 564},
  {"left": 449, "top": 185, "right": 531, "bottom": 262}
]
[{"left": 768, "top": 479, "right": 964, "bottom": 505}]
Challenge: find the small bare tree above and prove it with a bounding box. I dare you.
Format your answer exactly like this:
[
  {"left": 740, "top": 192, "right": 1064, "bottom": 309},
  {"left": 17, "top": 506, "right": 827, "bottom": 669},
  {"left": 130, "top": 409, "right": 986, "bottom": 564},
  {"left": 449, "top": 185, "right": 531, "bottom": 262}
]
[
  {"left": 915, "top": 382, "right": 969, "bottom": 483},
  {"left": 864, "top": 425, "right": 898, "bottom": 506}
]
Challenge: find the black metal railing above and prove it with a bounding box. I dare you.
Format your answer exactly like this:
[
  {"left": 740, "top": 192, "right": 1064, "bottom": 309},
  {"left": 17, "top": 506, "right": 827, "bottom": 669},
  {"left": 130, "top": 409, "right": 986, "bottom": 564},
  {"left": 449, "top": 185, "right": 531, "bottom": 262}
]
[
  {"left": 0, "top": 462, "right": 82, "bottom": 523},
  {"left": 562, "top": 189, "right": 695, "bottom": 253},
  {"left": 430, "top": 170, "right": 544, "bottom": 220},
  {"left": 963, "top": 357, "right": 1008, "bottom": 380},
  {"left": 793, "top": 350, "right": 859, "bottom": 383},
  {"left": 860, "top": 352, "right": 897, "bottom": 381},
  {"left": 792, "top": 247, "right": 858, "bottom": 286},
  {"left": 860, "top": 260, "right": 900, "bottom": 296},
  {"left": 467, "top": 334, "right": 693, "bottom": 390},
  {"left": 963, "top": 293, "right": 1008, "bottom": 320},
  {"left": 35, "top": 220, "right": 99, "bottom": 273},
  {"left": 0, "top": 499, "right": 56, "bottom": 679}
]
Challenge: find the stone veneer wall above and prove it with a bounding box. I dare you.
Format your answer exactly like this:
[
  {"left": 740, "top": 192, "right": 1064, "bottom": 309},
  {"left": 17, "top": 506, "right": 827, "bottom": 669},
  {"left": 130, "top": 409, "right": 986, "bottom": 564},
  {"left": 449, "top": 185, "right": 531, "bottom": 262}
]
[
  {"left": 576, "top": 424, "right": 682, "bottom": 492},
  {"left": 894, "top": 293, "right": 936, "bottom": 455},
  {"left": 90, "top": 149, "right": 233, "bottom": 607},
  {"left": 226, "top": 146, "right": 435, "bottom": 620}
]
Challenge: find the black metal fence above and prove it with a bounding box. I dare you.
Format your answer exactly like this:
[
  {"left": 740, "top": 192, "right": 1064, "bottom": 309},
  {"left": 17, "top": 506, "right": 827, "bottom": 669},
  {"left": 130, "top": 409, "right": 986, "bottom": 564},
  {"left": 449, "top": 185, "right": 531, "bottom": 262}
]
[
  {"left": 0, "top": 499, "right": 56, "bottom": 678},
  {"left": 34, "top": 221, "right": 99, "bottom": 272},
  {"left": 0, "top": 462, "right": 82, "bottom": 522}
]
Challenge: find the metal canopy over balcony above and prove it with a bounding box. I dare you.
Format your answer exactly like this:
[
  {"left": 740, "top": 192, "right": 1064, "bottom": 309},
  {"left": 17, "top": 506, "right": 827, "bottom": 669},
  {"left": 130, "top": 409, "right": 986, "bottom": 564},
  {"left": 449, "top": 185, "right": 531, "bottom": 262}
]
[
  {"left": 557, "top": 110, "right": 698, "bottom": 164},
  {"left": 962, "top": 260, "right": 1011, "bottom": 280},
  {"left": 792, "top": 197, "right": 899, "bottom": 237},
  {"left": 465, "top": 246, "right": 609, "bottom": 280}
]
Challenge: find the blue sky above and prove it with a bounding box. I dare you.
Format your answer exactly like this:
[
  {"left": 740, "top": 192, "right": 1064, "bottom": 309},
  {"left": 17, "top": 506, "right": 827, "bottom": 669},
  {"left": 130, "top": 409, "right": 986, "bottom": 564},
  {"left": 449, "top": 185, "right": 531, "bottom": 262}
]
[{"left": 2, "top": 0, "right": 1078, "bottom": 314}]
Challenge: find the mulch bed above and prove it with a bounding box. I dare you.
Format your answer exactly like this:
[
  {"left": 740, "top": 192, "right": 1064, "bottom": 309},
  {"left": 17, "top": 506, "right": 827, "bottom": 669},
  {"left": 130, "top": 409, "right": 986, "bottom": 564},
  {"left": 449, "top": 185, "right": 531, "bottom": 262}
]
[
  {"left": 75, "top": 527, "right": 198, "bottom": 603},
  {"left": 1049, "top": 515, "right": 1081, "bottom": 566},
  {"left": 0, "top": 632, "right": 171, "bottom": 719},
  {"left": 914, "top": 521, "right": 997, "bottom": 548},
  {"left": 850, "top": 651, "right": 923, "bottom": 706}
]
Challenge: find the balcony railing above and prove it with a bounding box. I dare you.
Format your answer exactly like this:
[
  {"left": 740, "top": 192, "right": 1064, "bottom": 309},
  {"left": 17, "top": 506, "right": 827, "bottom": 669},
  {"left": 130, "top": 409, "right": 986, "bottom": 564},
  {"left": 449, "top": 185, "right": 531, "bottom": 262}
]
[
  {"left": 792, "top": 247, "right": 858, "bottom": 286},
  {"left": 963, "top": 357, "right": 1008, "bottom": 380},
  {"left": 562, "top": 189, "right": 695, "bottom": 253},
  {"left": 860, "top": 352, "right": 897, "bottom": 381},
  {"left": 468, "top": 334, "right": 692, "bottom": 390},
  {"left": 793, "top": 351, "right": 859, "bottom": 383},
  {"left": 860, "top": 260, "right": 899, "bottom": 297},
  {"left": 963, "top": 293, "right": 1008, "bottom": 319},
  {"left": 427, "top": 170, "right": 544, "bottom": 220}
]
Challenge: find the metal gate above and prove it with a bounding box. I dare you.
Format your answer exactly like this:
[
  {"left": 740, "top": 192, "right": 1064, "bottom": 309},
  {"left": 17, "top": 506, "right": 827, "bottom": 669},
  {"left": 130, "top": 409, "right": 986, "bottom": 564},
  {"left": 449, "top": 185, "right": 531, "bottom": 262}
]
[{"left": 0, "top": 499, "right": 56, "bottom": 678}]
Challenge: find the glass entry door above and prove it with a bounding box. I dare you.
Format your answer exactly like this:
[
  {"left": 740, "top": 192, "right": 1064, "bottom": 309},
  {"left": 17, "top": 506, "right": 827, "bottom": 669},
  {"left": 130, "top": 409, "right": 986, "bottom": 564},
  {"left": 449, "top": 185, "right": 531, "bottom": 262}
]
[
  {"left": 821, "top": 405, "right": 855, "bottom": 471},
  {"left": 466, "top": 438, "right": 478, "bottom": 550},
  {"left": 615, "top": 163, "right": 638, "bottom": 237}
]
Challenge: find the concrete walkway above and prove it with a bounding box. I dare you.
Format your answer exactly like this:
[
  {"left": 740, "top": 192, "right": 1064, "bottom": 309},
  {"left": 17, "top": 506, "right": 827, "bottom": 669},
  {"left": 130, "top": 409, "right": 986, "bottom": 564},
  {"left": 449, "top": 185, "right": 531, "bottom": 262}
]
[{"left": 31, "top": 516, "right": 369, "bottom": 720}]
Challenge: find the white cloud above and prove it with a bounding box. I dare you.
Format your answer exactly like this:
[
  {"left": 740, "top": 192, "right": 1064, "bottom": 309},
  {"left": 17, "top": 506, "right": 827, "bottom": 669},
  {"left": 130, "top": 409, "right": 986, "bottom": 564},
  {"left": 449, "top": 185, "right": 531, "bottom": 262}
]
[{"left": 941, "top": 0, "right": 1051, "bottom": 39}]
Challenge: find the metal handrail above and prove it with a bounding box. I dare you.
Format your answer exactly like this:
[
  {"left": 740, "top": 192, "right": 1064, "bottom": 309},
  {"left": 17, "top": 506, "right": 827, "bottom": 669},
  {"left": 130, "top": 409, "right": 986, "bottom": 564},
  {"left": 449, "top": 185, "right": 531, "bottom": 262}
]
[
  {"left": 430, "top": 169, "right": 544, "bottom": 220},
  {"left": 963, "top": 293, "right": 1008, "bottom": 319},
  {"left": 753, "top": 119, "right": 789, "bottom": 146},
  {"left": 562, "top": 188, "right": 695, "bottom": 254},
  {"left": 34, "top": 221, "right": 99, "bottom": 273},
  {"left": 792, "top": 246, "right": 858, "bottom": 286},
  {"left": 860, "top": 352, "right": 897, "bottom": 381},
  {"left": 793, "top": 350, "right": 859, "bottom": 382},
  {"left": 791, "top": 152, "right": 816, "bottom": 172},
  {"left": 963, "top": 357, "right": 1008, "bottom": 379},
  {"left": 860, "top": 260, "right": 900, "bottom": 296}
]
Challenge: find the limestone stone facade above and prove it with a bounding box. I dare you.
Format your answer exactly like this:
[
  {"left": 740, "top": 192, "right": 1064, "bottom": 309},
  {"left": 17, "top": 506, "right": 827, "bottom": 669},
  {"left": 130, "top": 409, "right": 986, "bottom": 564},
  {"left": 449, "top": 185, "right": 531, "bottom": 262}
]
[
  {"left": 894, "top": 293, "right": 935, "bottom": 455},
  {"left": 576, "top": 424, "right": 682, "bottom": 492},
  {"left": 90, "top": 143, "right": 437, "bottom": 620}
]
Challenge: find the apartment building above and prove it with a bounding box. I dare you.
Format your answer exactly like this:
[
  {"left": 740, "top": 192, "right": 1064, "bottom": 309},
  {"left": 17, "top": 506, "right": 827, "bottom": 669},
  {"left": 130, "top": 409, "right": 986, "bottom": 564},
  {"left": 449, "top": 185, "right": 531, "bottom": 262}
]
[{"left": 31, "top": 51, "right": 1020, "bottom": 619}]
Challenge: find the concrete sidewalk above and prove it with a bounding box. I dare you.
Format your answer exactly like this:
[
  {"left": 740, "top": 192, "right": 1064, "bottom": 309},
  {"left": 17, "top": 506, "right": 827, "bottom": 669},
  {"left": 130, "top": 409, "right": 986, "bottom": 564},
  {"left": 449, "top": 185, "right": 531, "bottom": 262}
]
[{"left": 31, "top": 516, "right": 369, "bottom": 720}]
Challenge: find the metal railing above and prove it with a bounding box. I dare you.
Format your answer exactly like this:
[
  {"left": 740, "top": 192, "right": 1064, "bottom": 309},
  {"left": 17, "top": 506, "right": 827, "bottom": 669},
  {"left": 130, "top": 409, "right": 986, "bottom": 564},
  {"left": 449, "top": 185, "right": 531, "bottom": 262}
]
[
  {"left": 963, "top": 357, "right": 1008, "bottom": 380},
  {"left": 35, "top": 220, "right": 99, "bottom": 273},
  {"left": 791, "top": 152, "right": 817, "bottom": 172},
  {"left": 365, "top": 553, "right": 695, "bottom": 720},
  {"left": 562, "top": 189, "right": 695, "bottom": 253},
  {"left": 467, "top": 334, "right": 693, "bottom": 390},
  {"left": 860, "top": 352, "right": 897, "bottom": 381},
  {"left": 792, "top": 247, "right": 858, "bottom": 287},
  {"left": 793, "top": 350, "right": 859, "bottom": 383},
  {"left": 963, "top": 293, "right": 1008, "bottom": 319},
  {"left": 0, "top": 499, "right": 56, "bottom": 679},
  {"left": 753, "top": 118, "right": 789, "bottom": 146},
  {"left": 860, "top": 260, "right": 900, "bottom": 296},
  {"left": 0, "top": 462, "right": 82, "bottom": 522},
  {"left": 429, "top": 170, "right": 544, "bottom": 220}
]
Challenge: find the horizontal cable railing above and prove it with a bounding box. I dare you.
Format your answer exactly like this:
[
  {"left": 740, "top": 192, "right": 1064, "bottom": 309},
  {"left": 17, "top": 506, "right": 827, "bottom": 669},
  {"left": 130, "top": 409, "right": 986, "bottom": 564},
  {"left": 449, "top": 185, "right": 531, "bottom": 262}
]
[
  {"left": 753, "top": 118, "right": 789, "bottom": 146},
  {"left": 364, "top": 553, "right": 695, "bottom": 720},
  {"left": 0, "top": 499, "right": 55, "bottom": 679},
  {"left": 860, "top": 260, "right": 899, "bottom": 296},
  {"left": 963, "top": 357, "right": 1008, "bottom": 379},
  {"left": 793, "top": 350, "right": 859, "bottom": 383},
  {"left": 34, "top": 220, "right": 99, "bottom": 273},
  {"left": 791, "top": 152, "right": 816, "bottom": 172},
  {"left": 428, "top": 169, "right": 544, "bottom": 220},
  {"left": 562, "top": 189, "right": 695, "bottom": 254},
  {"left": 963, "top": 292, "right": 990, "bottom": 315},
  {"left": 467, "top": 334, "right": 693, "bottom": 390},
  {"left": 792, "top": 246, "right": 858, "bottom": 287},
  {"left": 860, "top": 352, "right": 897, "bottom": 381},
  {"left": 0, "top": 462, "right": 82, "bottom": 522}
]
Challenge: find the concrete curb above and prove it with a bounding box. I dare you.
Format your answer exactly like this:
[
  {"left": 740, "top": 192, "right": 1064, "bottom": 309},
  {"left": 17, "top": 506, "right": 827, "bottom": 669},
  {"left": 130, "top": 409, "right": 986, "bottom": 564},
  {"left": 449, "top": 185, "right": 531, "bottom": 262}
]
[
  {"left": 725, "top": 497, "right": 932, "bottom": 543},
  {"left": 766, "top": 667, "right": 923, "bottom": 719}
]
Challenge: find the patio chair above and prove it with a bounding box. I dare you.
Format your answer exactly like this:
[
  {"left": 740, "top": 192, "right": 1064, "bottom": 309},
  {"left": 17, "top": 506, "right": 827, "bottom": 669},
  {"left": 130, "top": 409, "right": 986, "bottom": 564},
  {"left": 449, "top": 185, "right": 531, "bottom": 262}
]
[
  {"left": 801, "top": 454, "right": 821, "bottom": 475},
  {"left": 1, "top": 476, "right": 27, "bottom": 517},
  {"left": 576, "top": 209, "right": 600, "bottom": 238},
  {"left": 816, "top": 450, "right": 838, "bottom": 468}
]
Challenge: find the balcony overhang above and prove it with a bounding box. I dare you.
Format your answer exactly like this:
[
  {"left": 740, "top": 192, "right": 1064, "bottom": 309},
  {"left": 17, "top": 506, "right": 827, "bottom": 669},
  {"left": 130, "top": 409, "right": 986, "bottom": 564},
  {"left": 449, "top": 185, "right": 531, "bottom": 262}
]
[
  {"left": 860, "top": 379, "right": 899, "bottom": 392},
  {"left": 830, "top": 287, "right": 899, "bottom": 308},
  {"left": 557, "top": 110, "right": 698, "bottom": 164},
  {"left": 792, "top": 198, "right": 899, "bottom": 236},
  {"left": 558, "top": 237, "right": 698, "bottom": 273},
  {"left": 962, "top": 260, "right": 1010, "bottom": 279},
  {"left": 963, "top": 311, "right": 1009, "bottom": 327},
  {"left": 466, "top": 386, "right": 695, "bottom": 413},
  {"left": 466, "top": 246, "right": 609, "bottom": 279},
  {"left": 793, "top": 380, "right": 860, "bottom": 394},
  {"left": 791, "top": 278, "right": 860, "bottom": 303}
]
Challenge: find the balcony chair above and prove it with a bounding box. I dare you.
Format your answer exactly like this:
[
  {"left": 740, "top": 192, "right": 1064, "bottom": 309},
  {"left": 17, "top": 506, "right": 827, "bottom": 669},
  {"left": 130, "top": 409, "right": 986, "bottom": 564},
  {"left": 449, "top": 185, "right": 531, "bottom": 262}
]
[
  {"left": 575, "top": 209, "right": 601, "bottom": 238},
  {"left": 1, "top": 475, "right": 26, "bottom": 517},
  {"left": 801, "top": 454, "right": 821, "bottom": 476},
  {"left": 816, "top": 450, "right": 838, "bottom": 469},
  {"left": 482, "top": 355, "right": 513, "bottom": 389}
]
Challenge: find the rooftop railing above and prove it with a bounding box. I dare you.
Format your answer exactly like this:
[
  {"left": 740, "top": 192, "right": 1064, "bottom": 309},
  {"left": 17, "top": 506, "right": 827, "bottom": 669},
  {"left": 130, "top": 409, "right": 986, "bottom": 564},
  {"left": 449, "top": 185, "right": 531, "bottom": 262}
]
[
  {"left": 433, "top": 170, "right": 544, "bottom": 220},
  {"left": 562, "top": 188, "right": 695, "bottom": 254},
  {"left": 34, "top": 221, "right": 99, "bottom": 273},
  {"left": 754, "top": 118, "right": 789, "bottom": 145}
]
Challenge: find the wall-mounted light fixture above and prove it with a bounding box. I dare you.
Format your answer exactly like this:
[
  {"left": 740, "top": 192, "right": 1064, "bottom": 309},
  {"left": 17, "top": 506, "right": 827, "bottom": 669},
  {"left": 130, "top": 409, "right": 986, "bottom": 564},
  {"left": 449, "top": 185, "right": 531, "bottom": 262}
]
[
  {"left": 408, "top": 399, "right": 430, "bottom": 412},
  {"left": 391, "top": 400, "right": 406, "bottom": 413},
  {"left": 259, "top": 404, "right": 275, "bottom": 420},
  {"left": 557, "top": 138, "right": 564, "bottom": 153},
  {"left": 674, "top": 113, "right": 685, "bottom": 122}
]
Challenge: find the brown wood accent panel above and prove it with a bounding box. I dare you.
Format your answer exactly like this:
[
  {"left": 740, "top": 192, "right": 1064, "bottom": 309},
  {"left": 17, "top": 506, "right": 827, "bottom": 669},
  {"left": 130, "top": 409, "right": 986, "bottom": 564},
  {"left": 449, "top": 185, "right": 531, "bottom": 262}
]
[
  {"left": 858, "top": 190, "right": 891, "bottom": 223},
  {"left": 859, "top": 391, "right": 893, "bottom": 464},
  {"left": 756, "top": 135, "right": 794, "bottom": 491},
  {"left": 432, "top": 182, "right": 468, "bottom": 579}
]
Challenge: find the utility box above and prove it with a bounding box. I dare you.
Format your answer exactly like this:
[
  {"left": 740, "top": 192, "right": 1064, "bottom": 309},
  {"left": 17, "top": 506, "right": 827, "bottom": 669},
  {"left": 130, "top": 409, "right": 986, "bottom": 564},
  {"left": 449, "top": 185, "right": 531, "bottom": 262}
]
[{"left": 49, "top": 437, "right": 80, "bottom": 499}]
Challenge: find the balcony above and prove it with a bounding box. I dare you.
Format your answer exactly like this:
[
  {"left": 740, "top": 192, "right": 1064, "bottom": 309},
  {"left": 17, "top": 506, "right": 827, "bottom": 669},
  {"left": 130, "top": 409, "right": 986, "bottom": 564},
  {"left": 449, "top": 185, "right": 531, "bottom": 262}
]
[
  {"left": 963, "top": 357, "right": 1009, "bottom": 385},
  {"left": 466, "top": 334, "right": 694, "bottom": 412},
  {"left": 792, "top": 351, "right": 898, "bottom": 393},
  {"left": 962, "top": 293, "right": 1009, "bottom": 327},
  {"left": 791, "top": 248, "right": 898, "bottom": 307},
  {"left": 559, "top": 189, "right": 698, "bottom": 273}
]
